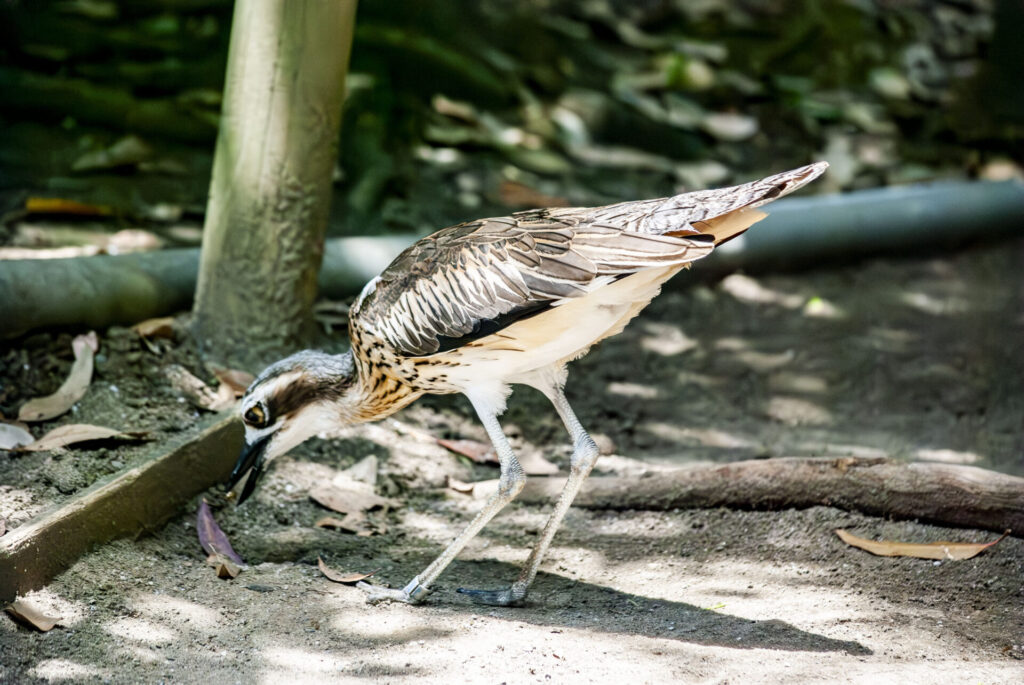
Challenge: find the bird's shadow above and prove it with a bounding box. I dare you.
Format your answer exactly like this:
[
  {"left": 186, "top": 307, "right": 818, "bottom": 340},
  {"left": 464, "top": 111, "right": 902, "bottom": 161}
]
[{"left": 369, "top": 558, "right": 870, "bottom": 656}]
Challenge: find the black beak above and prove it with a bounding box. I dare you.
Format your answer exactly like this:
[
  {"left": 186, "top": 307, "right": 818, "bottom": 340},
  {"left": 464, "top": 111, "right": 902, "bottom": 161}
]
[{"left": 227, "top": 434, "right": 270, "bottom": 505}]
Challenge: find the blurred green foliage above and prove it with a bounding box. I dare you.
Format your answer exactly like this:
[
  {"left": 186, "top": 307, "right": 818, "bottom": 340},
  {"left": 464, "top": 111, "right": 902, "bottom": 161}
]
[{"left": 0, "top": 0, "right": 1019, "bottom": 237}]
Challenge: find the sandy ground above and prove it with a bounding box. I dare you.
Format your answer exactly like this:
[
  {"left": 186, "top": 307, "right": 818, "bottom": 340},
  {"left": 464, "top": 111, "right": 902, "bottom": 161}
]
[{"left": 2, "top": 239, "right": 1023, "bottom": 683}]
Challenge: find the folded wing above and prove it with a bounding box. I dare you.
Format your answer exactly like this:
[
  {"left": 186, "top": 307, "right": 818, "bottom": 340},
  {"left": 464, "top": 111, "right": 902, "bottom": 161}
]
[{"left": 352, "top": 162, "right": 828, "bottom": 357}]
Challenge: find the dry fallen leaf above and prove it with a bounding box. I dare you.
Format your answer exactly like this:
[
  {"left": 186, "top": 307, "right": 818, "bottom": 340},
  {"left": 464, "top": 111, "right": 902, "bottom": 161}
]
[
  {"left": 446, "top": 476, "right": 475, "bottom": 495},
  {"left": 72, "top": 134, "right": 154, "bottom": 172},
  {"left": 212, "top": 368, "right": 255, "bottom": 397},
  {"left": 315, "top": 516, "right": 351, "bottom": 530},
  {"left": 315, "top": 511, "right": 383, "bottom": 536},
  {"left": 206, "top": 553, "right": 241, "bottom": 579},
  {"left": 25, "top": 197, "right": 113, "bottom": 216},
  {"left": 498, "top": 180, "right": 570, "bottom": 209},
  {"left": 310, "top": 483, "right": 395, "bottom": 516},
  {"left": 318, "top": 557, "right": 379, "bottom": 584},
  {"left": 165, "top": 365, "right": 235, "bottom": 411},
  {"left": 132, "top": 316, "right": 176, "bottom": 340},
  {"left": 19, "top": 332, "right": 99, "bottom": 422},
  {"left": 836, "top": 529, "right": 1011, "bottom": 560},
  {"left": 438, "top": 439, "right": 557, "bottom": 475},
  {"left": 17, "top": 424, "right": 149, "bottom": 452},
  {"left": 5, "top": 600, "right": 61, "bottom": 631},
  {"left": 363, "top": 521, "right": 387, "bottom": 537},
  {"left": 437, "top": 438, "right": 497, "bottom": 464},
  {"left": 343, "top": 455, "right": 378, "bottom": 486},
  {"left": 197, "top": 499, "right": 244, "bottom": 565},
  {"left": 0, "top": 423, "right": 35, "bottom": 450},
  {"left": 519, "top": 452, "right": 560, "bottom": 476}
]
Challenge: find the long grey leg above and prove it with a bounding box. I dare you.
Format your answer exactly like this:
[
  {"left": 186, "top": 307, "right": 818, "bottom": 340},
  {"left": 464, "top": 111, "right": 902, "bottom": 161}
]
[
  {"left": 358, "top": 392, "right": 526, "bottom": 604},
  {"left": 458, "top": 377, "right": 598, "bottom": 606}
]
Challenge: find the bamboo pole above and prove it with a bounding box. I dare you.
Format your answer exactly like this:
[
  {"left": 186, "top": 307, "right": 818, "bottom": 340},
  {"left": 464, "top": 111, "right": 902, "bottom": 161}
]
[{"left": 191, "top": 0, "right": 358, "bottom": 370}]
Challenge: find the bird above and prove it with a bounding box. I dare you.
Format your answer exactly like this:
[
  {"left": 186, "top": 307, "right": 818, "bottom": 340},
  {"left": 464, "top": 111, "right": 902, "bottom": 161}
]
[{"left": 227, "top": 162, "right": 828, "bottom": 606}]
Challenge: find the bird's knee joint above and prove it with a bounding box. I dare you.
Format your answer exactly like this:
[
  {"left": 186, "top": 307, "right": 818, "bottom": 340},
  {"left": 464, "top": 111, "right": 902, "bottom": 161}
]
[
  {"left": 570, "top": 437, "right": 599, "bottom": 474},
  {"left": 497, "top": 469, "right": 526, "bottom": 499}
]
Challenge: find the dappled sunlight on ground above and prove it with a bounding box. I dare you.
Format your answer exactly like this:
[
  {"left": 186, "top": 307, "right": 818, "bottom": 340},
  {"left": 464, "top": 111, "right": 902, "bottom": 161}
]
[
  {"left": 767, "top": 371, "right": 828, "bottom": 394},
  {"left": 720, "top": 273, "right": 806, "bottom": 309},
  {"left": 103, "top": 616, "right": 177, "bottom": 645},
  {"left": 132, "top": 593, "right": 225, "bottom": 633},
  {"left": 640, "top": 422, "right": 758, "bottom": 449},
  {"left": 4, "top": 244, "right": 1023, "bottom": 682},
  {"left": 607, "top": 381, "right": 660, "bottom": 399},
  {"left": 259, "top": 645, "right": 354, "bottom": 678},
  {"left": 765, "top": 396, "right": 833, "bottom": 426},
  {"left": 900, "top": 290, "right": 971, "bottom": 316},
  {"left": 29, "top": 658, "right": 109, "bottom": 681},
  {"left": 639, "top": 321, "right": 698, "bottom": 356}
]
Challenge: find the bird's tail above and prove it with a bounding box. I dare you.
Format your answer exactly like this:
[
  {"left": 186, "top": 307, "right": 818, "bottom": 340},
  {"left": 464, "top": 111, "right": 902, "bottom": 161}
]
[
  {"left": 565, "top": 161, "right": 828, "bottom": 247},
  {"left": 677, "top": 162, "right": 828, "bottom": 245}
]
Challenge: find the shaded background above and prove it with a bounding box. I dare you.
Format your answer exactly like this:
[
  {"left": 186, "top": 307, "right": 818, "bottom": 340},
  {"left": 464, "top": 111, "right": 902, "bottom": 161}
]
[{"left": 1, "top": 0, "right": 1021, "bottom": 246}]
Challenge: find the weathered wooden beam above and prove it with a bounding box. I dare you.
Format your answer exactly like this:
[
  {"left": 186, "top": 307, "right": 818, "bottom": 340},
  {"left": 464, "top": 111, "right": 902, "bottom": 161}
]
[{"left": 0, "top": 414, "right": 241, "bottom": 602}]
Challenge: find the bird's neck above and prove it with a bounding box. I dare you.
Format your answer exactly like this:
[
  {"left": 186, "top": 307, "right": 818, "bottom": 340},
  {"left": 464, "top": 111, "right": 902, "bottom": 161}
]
[{"left": 347, "top": 340, "right": 423, "bottom": 423}]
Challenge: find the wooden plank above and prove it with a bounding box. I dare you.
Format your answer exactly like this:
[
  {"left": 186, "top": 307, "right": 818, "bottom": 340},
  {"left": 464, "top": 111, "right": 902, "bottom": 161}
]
[{"left": 0, "top": 413, "right": 241, "bottom": 602}]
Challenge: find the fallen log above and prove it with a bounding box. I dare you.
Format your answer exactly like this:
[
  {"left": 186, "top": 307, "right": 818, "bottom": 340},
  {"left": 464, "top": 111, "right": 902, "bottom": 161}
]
[
  {"left": 0, "top": 235, "right": 417, "bottom": 339},
  {"left": 480, "top": 457, "right": 1024, "bottom": 535},
  {"left": 3, "top": 180, "right": 1024, "bottom": 339}
]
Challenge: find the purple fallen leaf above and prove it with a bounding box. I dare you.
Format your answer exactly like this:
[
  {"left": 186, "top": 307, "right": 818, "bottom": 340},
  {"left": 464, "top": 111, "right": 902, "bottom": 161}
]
[{"left": 197, "top": 499, "right": 244, "bottom": 565}]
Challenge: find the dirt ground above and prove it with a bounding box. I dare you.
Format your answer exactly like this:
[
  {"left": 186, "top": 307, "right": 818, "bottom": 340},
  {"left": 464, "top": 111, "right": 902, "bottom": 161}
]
[{"left": 2, "top": 238, "right": 1023, "bottom": 683}]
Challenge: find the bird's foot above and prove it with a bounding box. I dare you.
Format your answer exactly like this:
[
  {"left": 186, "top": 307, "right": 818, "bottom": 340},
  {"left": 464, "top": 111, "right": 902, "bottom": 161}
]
[
  {"left": 357, "top": 577, "right": 431, "bottom": 605},
  {"left": 456, "top": 583, "right": 528, "bottom": 607}
]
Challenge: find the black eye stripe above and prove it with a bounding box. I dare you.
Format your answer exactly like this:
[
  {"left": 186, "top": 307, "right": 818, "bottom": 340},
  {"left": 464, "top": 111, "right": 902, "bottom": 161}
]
[{"left": 268, "top": 381, "right": 320, "bottom": 418}]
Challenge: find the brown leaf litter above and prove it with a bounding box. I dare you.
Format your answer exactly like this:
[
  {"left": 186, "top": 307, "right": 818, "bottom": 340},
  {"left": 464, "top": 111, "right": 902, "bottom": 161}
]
[
  {"left": 317, "top": 557, "right": 379, "bottom": 584},
  {"left": 18, "top": 331, "right": 99, "bottom": 422},
  {"left": 5, "top": 600, "right": 61, "bottom": 632},
  {"left": 835, "top": 528, "right": 1010, "bottom": 560},
  {"left": 131, "top": 316, "right": 177, "bottom": 340},
  {"left": 165, "top": 365, "right": 236, "bottom": 411},
  {"left": 15, "top": 424, "right": 150, "bottom": 452}
]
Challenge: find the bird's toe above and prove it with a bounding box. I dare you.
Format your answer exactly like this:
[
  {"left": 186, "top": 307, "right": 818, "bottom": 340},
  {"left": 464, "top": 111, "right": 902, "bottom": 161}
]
[{"left": 357, "top": 581, "right": 419, "bottom": 605}]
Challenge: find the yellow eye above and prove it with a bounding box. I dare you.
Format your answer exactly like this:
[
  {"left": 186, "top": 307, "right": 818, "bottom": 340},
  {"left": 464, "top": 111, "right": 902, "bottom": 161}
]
[{"left": 244, "top": 405, "right": 267, "bottom": 427}]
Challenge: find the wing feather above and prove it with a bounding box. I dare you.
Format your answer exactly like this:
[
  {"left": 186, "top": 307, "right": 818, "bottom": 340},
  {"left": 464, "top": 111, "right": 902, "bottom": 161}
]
[{"left": 352, "top": 162, "right": 827, "bottom": 356}]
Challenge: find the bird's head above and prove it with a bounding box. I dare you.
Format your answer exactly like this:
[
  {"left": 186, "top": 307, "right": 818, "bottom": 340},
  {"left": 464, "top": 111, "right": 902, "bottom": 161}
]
[{"left": 227, "top": 350, "right": 357, "bottom": 504}]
